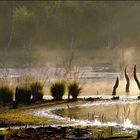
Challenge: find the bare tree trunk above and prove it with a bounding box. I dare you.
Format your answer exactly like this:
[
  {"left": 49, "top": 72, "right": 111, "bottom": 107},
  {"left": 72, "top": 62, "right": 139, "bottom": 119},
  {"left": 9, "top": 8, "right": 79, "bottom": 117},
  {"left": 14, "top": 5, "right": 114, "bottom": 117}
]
[
  {"left": 112, "top": 77, "right": 119, "bottom": 96},
  {"left": 133, "top": 65, "right": 140, "bottom": 90},
  {"left": 125, "top": 67, "right": 130, "bottom": 96}
]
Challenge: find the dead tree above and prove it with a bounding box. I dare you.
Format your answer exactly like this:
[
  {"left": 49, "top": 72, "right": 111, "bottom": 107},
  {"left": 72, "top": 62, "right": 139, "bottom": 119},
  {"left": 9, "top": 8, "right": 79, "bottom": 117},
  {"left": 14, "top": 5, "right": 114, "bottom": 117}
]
[
  {"left": 137, "top": 130, "right": 140, "bottom": 139},
  {"left": 125, "top": 67, "right": 130, "bottom": 96},
  {"left": 133, "top": 65, "right": 140, "bottom": 90},
  {"left": 112, "top": 77, "right": 119, "bottom": 96}
]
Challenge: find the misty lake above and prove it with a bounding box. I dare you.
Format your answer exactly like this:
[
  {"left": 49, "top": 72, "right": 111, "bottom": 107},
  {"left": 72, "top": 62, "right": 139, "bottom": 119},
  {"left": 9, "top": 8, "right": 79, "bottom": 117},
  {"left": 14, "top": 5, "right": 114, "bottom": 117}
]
[
  {"left": 54, "top": 101, "right": 140, "bottom": 125},
  {"left": 1, "top": 66, "right": 140, "bottom": 96},
  {"left": 34, "top": 99, "right": 140, "bottom": 130}
]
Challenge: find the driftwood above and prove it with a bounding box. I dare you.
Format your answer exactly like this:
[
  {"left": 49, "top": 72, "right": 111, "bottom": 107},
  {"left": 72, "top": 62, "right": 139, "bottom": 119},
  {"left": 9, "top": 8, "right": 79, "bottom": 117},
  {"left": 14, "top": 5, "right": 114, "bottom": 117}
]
[
  {"left": 133, "top": 65, "right": 140, "bottom": 90},
  {"left": 112, "top": 77, "right": 119, "bottom": 96},
  {"left": 125, "top": 67, "right": 130, "bottom": 95}
]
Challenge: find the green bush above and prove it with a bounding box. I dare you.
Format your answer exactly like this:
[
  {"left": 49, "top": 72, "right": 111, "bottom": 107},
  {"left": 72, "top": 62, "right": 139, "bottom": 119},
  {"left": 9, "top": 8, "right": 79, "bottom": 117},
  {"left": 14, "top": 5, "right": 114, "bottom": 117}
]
[
  {"left": 0, "top": 86, "right": 13, "bottom": 103},
  {"left": 50, "top": 81, "right": 66, "bottom": 101},
  {"left": 15, "top": 85, "right": 31, "bottom": 104},
  {"left": 30, "top": 82, "right": 44, "bottom": 102},
  {"left": 68, "top": 81, "right": 82, "bottom": 101}
]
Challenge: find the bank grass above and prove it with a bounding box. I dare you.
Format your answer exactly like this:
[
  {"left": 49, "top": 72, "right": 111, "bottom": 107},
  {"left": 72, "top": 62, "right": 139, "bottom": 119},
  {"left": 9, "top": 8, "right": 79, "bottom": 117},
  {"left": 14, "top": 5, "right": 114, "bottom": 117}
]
[
  {"left": 0, "top": 129, "right": 10, "bottom": 136},
  {"left": 30, "top": 82, "right": 44, "bottom": 102},
  {"left": 15, "top": 85, "right": 31, "bottom": 104},
  {"left": 0, "top": 101, "right": 138, "bottom": 139},
  {"left": 0, "top": 129, "right": 19, "bottom": 139},
  {"left": 90, "top": 126, "right": 137, "bottom": 139},
  {"left": 0, "top": 85, "right": 13, "bottom": 103},
  {"left": 0, "top": 100, "right": 78, "bottom": 125},
  {"left": 50, "top": 81, "right": 66, "bottom": 101},
  {"left": 0, "top": 109, "right": 50, "bottom": 125},
  {"left": 68, "top": 81, "right": 82, "bottom": 100}
]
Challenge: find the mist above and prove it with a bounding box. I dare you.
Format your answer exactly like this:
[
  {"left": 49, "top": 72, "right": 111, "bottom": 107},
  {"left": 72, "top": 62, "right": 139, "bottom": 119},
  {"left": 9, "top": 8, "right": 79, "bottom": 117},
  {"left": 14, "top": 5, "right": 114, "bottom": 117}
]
[{"left": 0, "top": 1, "right": 140, "bottom": 69}]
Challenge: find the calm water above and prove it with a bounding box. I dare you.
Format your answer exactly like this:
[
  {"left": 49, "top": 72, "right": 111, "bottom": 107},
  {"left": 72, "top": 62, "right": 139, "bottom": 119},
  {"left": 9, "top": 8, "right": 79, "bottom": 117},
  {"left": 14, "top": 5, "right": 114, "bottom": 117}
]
[{"left": 53, "top": 101, "right": 140, "bottom": 126}]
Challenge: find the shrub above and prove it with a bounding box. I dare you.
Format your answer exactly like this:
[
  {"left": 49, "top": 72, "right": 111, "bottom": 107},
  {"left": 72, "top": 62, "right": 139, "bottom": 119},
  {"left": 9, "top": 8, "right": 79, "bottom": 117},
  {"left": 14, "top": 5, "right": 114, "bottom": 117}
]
[
  {"left": 0, "top": 86, "right": 13, "bottom": 103},
  {"left": 68, "top": 81, "right": 82, "bottom": 101},
  {"left": 30, "top": 82, "right": 44, "bottom": 102},
  {"left": 50, "top": 81, "right": 66, "bottom": 101},
  {"left": 15, "top": 85, "right": 31, "bottom": 104}
]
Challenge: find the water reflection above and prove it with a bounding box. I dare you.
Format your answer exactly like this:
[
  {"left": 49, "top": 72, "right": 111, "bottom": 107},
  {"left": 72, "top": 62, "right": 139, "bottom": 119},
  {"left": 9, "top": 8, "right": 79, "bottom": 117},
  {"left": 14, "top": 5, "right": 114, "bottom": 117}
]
[
  {"left": 54, "top": 102, "right": 140, "bottom": 125},
  {"left": 134, "top": 103, "right": 140, "bottom": 124}
]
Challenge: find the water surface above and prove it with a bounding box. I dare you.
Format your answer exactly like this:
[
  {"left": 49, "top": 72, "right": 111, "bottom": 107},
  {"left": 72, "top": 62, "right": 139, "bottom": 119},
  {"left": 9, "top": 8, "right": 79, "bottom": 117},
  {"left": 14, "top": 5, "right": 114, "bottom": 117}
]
[{"left": 53, "top": 101, "right": 140, "bottom": 125}]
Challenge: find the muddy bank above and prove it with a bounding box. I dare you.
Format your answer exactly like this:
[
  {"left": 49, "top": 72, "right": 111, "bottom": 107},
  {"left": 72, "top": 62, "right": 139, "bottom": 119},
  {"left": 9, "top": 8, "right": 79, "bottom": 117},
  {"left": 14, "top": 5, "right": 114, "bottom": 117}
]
[
  {"left": 7, "top": 126, "right": 94, "bottom": 140},
  {"left": 6, "top": 126, "right": 136, "bottom": 140}
]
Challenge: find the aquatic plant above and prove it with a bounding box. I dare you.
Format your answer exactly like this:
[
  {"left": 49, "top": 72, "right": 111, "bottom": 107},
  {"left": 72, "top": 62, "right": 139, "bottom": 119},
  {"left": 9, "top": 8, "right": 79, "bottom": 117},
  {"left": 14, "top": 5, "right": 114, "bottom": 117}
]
[
  {"left": 30, "top": 82, "right": 44, "bottom": 102},
  {"left": 50, "top": 81, "right": 66, "bottom": 101},
  {"left": 0, "top": 85, "right": 13, "bottom": 103},
  {"left": 15, "top": 85, "right": 31, "bottom": 104},
  {"left": 68, "top": 81, "right": 82, "bottom": 101}
]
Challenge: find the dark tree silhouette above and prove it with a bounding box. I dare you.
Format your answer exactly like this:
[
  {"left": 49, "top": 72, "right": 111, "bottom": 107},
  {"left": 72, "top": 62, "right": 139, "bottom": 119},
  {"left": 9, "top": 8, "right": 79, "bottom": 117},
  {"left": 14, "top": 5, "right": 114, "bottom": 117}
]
[
  {"left": 137, "top": 130, "right": 140, "bottom": 139},
  {"left": 133, "top": 65, "right": 140, "bottom": 90},
  {"left": 112, "top": 77, "right": 119, "bottom": 96},
  {"left": 125, "top": 67, "right": 130, "bottom": 95}
]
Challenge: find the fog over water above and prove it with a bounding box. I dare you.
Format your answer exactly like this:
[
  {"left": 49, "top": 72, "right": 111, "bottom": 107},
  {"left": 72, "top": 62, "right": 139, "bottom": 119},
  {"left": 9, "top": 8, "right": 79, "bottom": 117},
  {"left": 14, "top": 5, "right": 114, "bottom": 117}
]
[
  {"left": 0, "top": 66, "right": 139, "bottom": 97},
  {"left": 0, "top": 1, "right": 140, "bottom": 96}
]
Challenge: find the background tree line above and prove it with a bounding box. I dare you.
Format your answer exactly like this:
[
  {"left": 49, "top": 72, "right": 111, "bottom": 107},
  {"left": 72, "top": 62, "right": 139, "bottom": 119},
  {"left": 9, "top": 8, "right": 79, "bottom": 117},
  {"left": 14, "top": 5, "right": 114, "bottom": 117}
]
[{"left": 0, "top": 1, "right": 140, "bottom": 68}]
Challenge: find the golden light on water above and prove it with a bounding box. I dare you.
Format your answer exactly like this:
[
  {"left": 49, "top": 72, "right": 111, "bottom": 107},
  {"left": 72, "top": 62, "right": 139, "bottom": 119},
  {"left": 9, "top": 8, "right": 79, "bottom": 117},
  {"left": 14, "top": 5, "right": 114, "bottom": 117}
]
[{"left": 82, "top": 78, "right": 140, "bottom": 96}]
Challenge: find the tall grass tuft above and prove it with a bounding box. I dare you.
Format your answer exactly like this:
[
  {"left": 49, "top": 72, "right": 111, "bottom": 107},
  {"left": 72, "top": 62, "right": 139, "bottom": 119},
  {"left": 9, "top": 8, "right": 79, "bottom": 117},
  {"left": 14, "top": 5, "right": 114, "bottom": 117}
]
[
  {"left": 15, "top": 85, "right": 31, "bottom": 104},
  {"left": 0, "top": 86, "right": 13, "bottom": 103},
  {"left": 30, "top": 82, "right": 44, "bottom": 102},
  {"left": 68, "top": 81, "right": 82, "bottom": 101},
  {"left": 50, "top": 81, "right": 66, "bottom": 101}
]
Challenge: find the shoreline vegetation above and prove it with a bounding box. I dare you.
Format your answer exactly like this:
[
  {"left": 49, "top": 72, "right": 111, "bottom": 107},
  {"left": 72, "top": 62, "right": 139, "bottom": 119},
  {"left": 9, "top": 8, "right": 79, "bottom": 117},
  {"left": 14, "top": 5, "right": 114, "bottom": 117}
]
[
  {"left": 0, "top": 98, "right": 139, "bottom": 139},
  {"left": 1, "top": 1, "right": 140, "bottom": 139},
  {"left": 0, "top": 77, "right": 140, "bottom": 139},
  {"left": 2, "top": 125, "right": 138, "bottom": 140},
  {"left": 0, "top": 97, "right": 111, "bottom": 127}
]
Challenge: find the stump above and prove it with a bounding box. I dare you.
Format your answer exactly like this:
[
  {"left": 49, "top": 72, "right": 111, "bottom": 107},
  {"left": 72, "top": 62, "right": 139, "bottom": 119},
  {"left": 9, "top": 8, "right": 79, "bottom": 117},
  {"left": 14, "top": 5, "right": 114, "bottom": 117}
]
[
  {"left": 125, "top": 67, "right": 130, "bottom": 96},
  {"left": 134, "top": 65, "right": 140, "bottom": 90},
  {"left": 112, "top": 77, "right": 119, "bottom": 96}
]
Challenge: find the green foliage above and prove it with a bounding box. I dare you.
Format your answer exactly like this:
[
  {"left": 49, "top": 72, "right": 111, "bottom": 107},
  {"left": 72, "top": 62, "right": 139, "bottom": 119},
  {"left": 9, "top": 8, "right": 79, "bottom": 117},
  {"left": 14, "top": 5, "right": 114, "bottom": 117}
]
[
  {"left": 0, "top": 86, "right": 13, "bottom": 103},
  {"left": 68, "top": 81, "right": 82, "bottom": 100},
  {"left": 15, "top": 85, "right": 31, "bottom": 104},
  {"left": 13, "top": 6, "right": 38, "bottom": 46},
  {"left": 1, "top": 1, "right": 140, "bottom": 67},
  {"left": 1, "top": 1, "right": 138, "bottom": 50},
  {"left": 50, "top": 81, "right": 66, "bottom": 101},
  {"left": 30, "top": 82, "right": 44, "bottom": 102}
]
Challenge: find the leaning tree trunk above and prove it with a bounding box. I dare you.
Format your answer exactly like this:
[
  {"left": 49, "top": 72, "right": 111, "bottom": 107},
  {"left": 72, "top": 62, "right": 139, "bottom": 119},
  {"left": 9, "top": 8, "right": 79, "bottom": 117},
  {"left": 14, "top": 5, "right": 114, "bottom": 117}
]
[
  {"left": 133, "top": 65, "right": 140, "bottom": 90},
  {"left": 125, "top": 67, "right": 130, "bottom": 96},
  {"left": 112, "top": 77, "right": 119, "bottom": 96}
]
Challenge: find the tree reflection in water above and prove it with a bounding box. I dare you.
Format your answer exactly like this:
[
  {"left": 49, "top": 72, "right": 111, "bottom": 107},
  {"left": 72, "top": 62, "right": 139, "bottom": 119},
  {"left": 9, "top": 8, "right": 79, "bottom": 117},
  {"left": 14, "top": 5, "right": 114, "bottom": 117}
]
[{"left": 54, "top": 102, "right": 140, "bottom": 125}]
